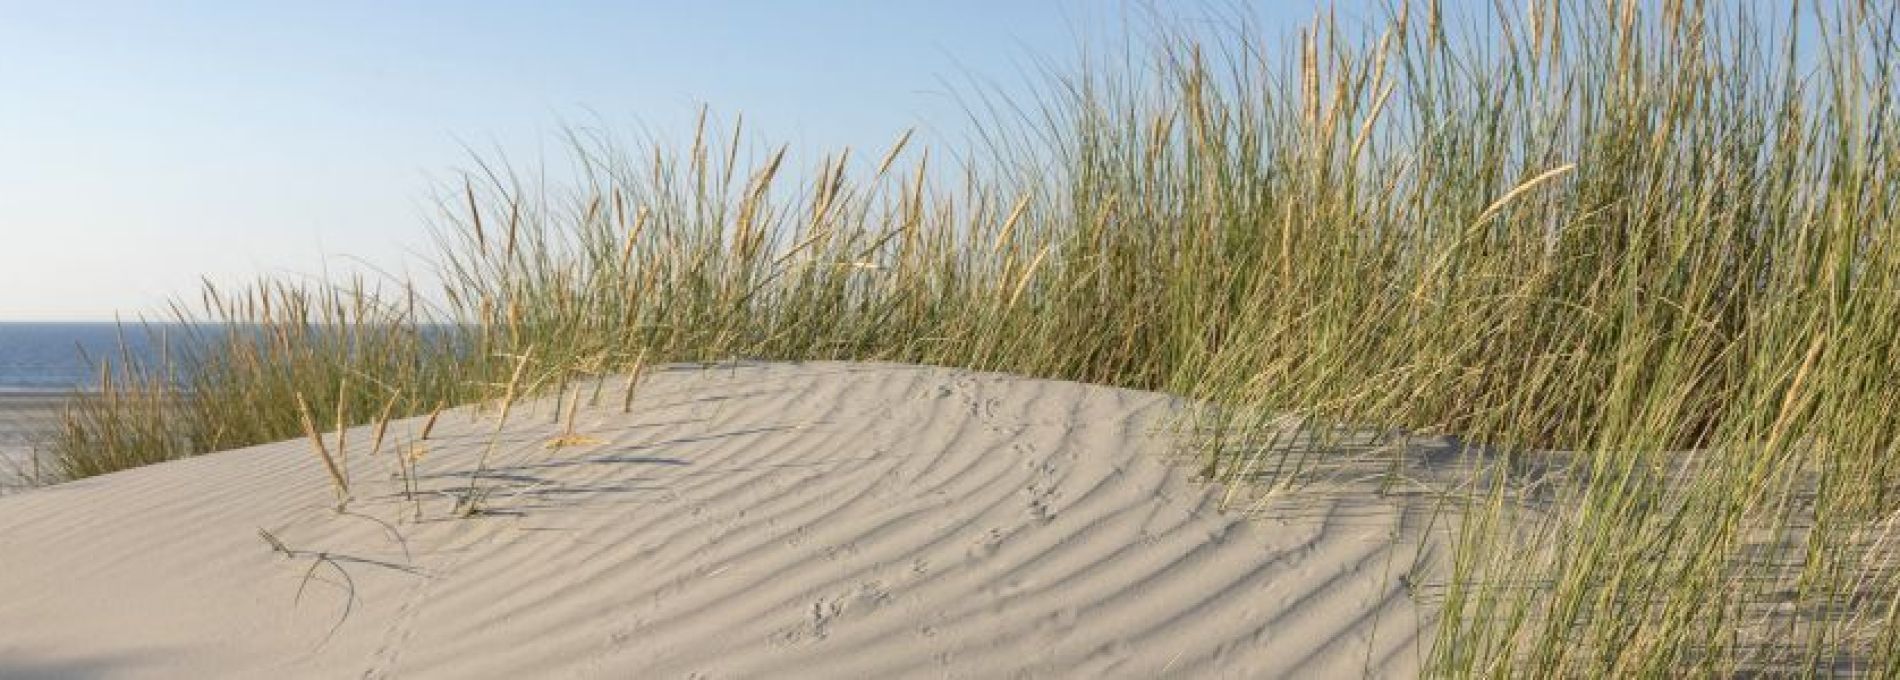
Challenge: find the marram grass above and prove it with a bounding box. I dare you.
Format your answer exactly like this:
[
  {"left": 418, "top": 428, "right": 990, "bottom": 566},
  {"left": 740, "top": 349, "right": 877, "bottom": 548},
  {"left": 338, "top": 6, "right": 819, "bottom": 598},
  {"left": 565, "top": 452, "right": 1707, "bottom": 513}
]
[{"left": 42, "top": 1, "right": 1898, "bottom": 675}]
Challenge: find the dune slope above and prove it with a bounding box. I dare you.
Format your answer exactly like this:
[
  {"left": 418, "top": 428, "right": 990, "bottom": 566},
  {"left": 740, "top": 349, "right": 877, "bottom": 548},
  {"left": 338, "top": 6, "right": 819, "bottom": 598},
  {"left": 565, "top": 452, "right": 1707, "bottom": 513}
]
[{"left": 0, "top": 362, "right": 1439, "bottom": 678}]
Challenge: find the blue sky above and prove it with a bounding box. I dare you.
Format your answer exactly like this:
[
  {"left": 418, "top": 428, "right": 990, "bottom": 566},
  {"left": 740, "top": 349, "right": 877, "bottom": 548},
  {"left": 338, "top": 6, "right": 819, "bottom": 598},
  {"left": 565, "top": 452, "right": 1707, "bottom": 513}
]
[{"left": 0, "top": 1, "right": 1341, "bottom": 320}]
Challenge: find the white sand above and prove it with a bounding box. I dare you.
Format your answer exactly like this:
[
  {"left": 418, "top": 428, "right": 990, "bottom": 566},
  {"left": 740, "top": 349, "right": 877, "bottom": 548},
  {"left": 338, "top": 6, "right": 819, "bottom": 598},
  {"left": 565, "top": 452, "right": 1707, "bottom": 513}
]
[{"left": 0, "top": 362, "right": 1444, "bottom": 678}]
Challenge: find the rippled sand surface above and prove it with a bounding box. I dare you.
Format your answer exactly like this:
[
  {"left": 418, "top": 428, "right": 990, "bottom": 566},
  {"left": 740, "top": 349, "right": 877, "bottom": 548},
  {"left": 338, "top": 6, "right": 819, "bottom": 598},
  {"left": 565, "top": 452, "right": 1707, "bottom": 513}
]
[{"left": 0, "top": 363, "right": 1443, "bottom": 678}]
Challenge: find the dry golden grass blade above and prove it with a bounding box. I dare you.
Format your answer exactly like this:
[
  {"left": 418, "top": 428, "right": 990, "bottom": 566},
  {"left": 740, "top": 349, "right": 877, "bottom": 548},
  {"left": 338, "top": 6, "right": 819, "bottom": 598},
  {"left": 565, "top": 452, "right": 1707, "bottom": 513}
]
[
  {"left": 874, "top": 128, "right": 914, "bottom": 179},
  {"left": 368, "top": 392, "right": 399, "bottom": 458},
  {"left": 465, "top": 180, "right": 485, "bottom": 250},
  {"left": 622, "top": 349, "right": 648, "bottom": 415},
  {"left": 418, "top": 401, "right": 444, "bottom": 441},
  {"left": 561, "top": 384, "right": 580, "bottom": 435},
  {"left": 1468, "top": 163, "right": 1577, "bottom": 228},
  {"left": 1006, "top": 245, "right": 1051, "bottom": 308},
  {"left": 333, "top": 378, "right": 349, "bottom": 489},
  {"left": 295, "top": 393, "right": 349, "bottom": 507},
  {"left": 991, "top": 194, "right": 1033, "bottom": 255}
]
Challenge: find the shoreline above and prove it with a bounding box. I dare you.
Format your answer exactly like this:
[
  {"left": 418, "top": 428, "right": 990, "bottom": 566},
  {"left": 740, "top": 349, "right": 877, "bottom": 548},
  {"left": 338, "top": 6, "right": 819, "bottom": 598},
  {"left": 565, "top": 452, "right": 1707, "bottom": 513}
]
[{"left": 0, "top": 389, "right": 78, "bottom": 401}]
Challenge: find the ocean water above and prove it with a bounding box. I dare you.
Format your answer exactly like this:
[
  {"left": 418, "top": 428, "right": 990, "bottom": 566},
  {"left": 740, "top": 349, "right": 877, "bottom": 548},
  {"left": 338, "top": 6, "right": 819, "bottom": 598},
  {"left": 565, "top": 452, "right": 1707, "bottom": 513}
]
[{"left": 0, "top": 322, "right": 186, "bottom": 393}]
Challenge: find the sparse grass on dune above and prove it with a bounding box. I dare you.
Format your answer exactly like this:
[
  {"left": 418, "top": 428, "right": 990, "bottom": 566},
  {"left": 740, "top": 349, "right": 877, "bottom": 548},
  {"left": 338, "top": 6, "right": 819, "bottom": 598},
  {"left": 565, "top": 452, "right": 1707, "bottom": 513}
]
[
  {"left": 48, "top": 281, "right": 477, "bottom": 478},
  {"left": 40, "top": 0, "right": 1899, "bottom": 675}
]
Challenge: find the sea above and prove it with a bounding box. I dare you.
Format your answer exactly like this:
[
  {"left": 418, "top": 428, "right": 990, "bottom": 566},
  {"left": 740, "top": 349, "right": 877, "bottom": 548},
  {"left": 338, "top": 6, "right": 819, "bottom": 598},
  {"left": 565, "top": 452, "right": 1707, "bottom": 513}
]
[{"left": 0, "top": 322, "right": 184, "bottom": 393}]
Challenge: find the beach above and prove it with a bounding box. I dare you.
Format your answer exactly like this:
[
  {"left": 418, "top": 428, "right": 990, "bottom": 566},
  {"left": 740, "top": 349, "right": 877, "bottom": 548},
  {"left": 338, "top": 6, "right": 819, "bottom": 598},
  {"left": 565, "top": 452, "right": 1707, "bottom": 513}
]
[{"left": 0, "top": 392, "right": 64, "bottom": 490}]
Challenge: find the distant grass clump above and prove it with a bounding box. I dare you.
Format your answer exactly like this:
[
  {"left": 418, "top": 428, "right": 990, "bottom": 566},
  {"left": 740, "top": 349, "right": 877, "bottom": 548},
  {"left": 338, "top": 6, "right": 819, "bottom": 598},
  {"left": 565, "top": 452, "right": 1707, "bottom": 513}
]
[{"left": 43, "top": 0, "right": 1898, "bottom": 675}]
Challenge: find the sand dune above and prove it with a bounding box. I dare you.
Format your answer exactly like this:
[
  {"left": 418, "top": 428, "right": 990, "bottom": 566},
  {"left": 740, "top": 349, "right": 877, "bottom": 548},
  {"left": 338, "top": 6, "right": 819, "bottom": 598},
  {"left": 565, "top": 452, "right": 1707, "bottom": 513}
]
[{"left": 0, "top": 362, "right": 1444, "bottom": 678}]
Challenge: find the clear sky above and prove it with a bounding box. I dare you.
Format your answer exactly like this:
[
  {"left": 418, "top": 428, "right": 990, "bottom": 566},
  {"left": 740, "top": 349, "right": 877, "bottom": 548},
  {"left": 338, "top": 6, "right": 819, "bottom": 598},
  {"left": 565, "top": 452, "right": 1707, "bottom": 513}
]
[{"left": 0, "top": 1, "right": 1344, "bottom": 320}]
